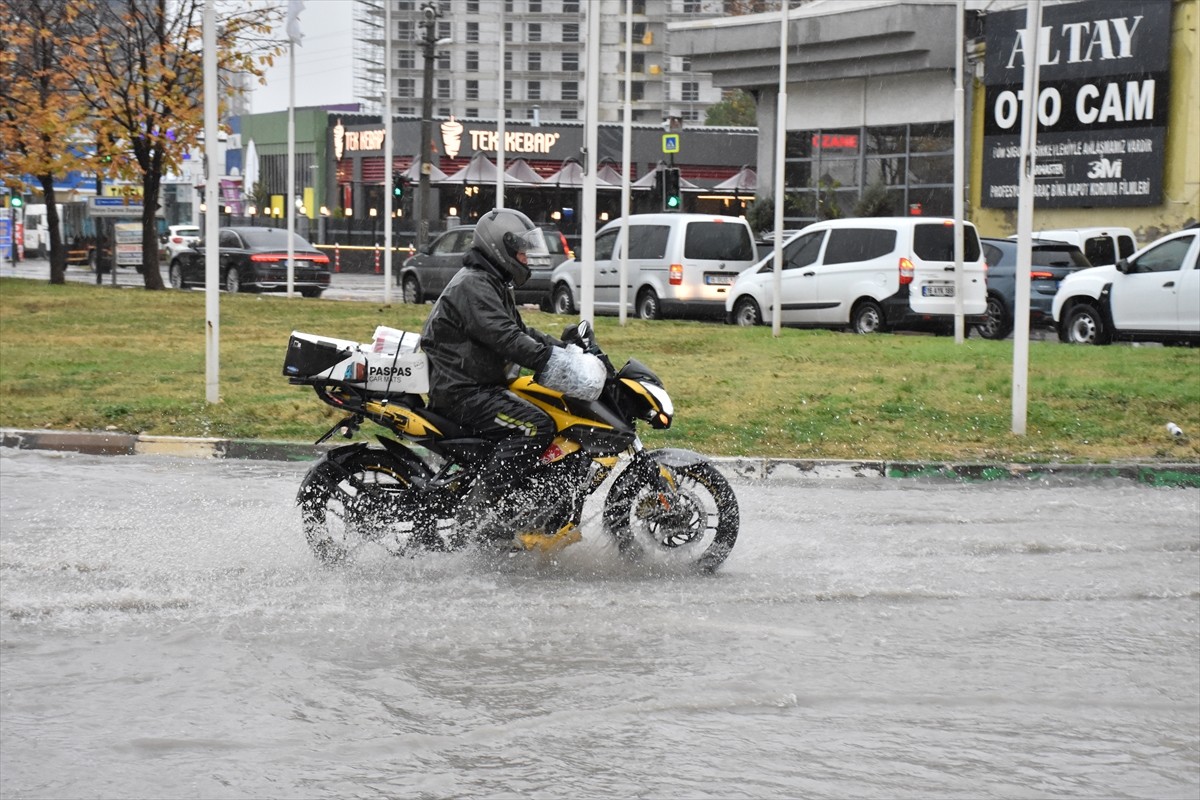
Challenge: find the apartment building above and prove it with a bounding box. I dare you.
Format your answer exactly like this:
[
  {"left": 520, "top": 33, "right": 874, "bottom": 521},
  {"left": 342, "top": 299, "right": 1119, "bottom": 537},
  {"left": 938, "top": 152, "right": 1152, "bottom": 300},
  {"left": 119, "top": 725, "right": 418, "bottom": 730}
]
[{"left": 352, "top": 0, "right": 728, "bottom": 124}]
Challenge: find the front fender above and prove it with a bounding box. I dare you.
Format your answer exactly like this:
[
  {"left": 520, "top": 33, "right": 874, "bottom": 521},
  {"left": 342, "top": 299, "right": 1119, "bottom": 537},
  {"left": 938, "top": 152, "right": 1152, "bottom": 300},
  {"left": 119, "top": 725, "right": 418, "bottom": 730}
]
[{"left": 644, "top": 447, "right": 713, "bottom": 469}]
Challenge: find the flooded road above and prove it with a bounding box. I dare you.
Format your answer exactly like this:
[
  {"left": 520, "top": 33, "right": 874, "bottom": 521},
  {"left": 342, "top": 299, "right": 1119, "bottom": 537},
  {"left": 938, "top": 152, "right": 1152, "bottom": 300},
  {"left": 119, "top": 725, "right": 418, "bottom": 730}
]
[{"left": 2, "top": 449, "right": 1197, "bottom": 799}]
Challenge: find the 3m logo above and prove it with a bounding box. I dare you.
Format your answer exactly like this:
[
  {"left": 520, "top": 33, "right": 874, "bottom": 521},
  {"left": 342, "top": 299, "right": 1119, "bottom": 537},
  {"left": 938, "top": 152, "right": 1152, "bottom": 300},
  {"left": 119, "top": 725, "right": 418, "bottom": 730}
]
[{"left": 1087, "top": 157, "right": 1123, "bottom": 180}]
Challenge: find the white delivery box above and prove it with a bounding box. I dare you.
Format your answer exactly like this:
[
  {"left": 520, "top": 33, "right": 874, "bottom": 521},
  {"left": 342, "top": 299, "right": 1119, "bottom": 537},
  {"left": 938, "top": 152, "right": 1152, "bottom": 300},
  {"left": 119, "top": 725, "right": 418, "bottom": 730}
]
[{"left": 284, "top": 327, "right": 429, "bottom": 395}]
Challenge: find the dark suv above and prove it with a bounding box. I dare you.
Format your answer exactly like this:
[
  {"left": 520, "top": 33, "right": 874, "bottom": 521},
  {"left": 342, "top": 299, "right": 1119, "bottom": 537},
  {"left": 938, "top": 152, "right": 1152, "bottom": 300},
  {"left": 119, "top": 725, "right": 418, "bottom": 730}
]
[
  {"left": 397, "top": 224, "right": 554, "bottom": 309},
  {"left": 977, "top": 238, "right": 1091, "bottom": 339}
]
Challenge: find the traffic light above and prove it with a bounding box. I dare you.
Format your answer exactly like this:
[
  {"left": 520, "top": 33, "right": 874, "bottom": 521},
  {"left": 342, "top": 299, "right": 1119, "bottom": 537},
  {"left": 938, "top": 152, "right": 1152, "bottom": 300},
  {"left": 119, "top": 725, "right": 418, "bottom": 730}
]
[
  {"left": 393, "top": 171, "right": 404, "bottom": 200},
  {"left": 663, "top": 167, "right": 682, "bottom": 211},
  {"left": 9, "top": 194, "right": 23, "bottom": 209}
]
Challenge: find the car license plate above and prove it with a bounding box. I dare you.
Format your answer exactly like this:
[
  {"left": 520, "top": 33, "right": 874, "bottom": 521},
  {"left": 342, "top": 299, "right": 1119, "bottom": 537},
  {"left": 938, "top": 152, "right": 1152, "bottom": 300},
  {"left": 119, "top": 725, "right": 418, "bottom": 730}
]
[
  {"left": 705, "top": 273, "right": 735, "bottom": 286},
  {"left": 922, "top": 285, "right": 954, "bottom": 297}
]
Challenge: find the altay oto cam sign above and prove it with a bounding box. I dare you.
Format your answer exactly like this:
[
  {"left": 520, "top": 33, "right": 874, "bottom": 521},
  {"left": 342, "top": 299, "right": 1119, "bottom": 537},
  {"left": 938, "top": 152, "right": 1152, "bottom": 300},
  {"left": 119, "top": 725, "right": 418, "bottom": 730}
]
[{"left": 981, "top": 0, "right": 1170, "bottom": 209}]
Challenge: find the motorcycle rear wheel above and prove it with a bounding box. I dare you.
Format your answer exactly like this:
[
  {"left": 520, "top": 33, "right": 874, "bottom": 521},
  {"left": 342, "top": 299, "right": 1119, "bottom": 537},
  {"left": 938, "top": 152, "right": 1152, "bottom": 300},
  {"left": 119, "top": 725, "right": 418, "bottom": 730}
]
[
  {"left": 298, "top": 449, "right": 440, "bottom": 563},
  {"left": 604, "top": 460, "right": 739, "bottom": 573}
]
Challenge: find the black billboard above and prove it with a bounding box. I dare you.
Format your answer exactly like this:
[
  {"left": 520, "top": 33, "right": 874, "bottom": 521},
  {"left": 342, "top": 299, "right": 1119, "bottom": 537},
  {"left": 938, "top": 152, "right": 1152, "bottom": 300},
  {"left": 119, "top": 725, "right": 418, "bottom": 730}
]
[{"left": 981, "top": 0, "right": 1171, "bottom": 209}]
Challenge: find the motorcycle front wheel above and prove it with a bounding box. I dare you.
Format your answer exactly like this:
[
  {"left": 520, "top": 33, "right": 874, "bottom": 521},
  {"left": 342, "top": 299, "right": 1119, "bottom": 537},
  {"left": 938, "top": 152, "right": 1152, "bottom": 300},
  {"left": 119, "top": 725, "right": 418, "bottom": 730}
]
[
  {"left": 298, "top": 448, "right": 440, "bottom": 563},
  {"left": 603, "top": 459, "right": 739, "bottom": 573}
]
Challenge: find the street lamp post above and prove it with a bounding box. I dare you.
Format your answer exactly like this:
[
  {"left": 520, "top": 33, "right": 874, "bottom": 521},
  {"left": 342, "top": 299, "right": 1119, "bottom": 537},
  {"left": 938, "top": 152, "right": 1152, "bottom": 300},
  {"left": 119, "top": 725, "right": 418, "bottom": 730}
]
[{"left": 415, "top": 1, "right": 443, "bottom": 251}]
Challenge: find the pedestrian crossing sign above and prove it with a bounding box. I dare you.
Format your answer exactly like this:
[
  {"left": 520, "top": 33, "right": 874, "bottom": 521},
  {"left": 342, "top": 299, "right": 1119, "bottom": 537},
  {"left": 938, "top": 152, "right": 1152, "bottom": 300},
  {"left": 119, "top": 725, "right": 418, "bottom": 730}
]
[{"left": 662, "top": 133, "right": 680, "bottom": 154}]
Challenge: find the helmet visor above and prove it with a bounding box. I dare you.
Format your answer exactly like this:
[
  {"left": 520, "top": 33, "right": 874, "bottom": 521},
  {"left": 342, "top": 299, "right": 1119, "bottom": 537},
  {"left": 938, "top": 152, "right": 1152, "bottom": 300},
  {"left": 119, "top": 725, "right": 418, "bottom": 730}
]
[{"left": 511, "top": 227, "right": 550, "bottom": 258}]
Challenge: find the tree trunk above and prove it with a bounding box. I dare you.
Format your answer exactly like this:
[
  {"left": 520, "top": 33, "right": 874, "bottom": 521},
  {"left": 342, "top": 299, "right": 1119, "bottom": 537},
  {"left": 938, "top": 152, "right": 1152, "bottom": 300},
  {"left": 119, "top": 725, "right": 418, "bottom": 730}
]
[
  {"left": 140, "top": 180, "right": 164, "bottom": 290},
  {"left": 39, "top": 175, "right": 67, "bottom": 285}
]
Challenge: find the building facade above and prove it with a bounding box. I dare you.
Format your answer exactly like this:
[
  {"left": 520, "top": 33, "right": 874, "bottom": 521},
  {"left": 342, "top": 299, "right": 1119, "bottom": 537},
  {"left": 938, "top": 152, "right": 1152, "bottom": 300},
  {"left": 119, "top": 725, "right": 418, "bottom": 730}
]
[
  {"left": 670, "top": 0, "right": 1199, "bottom": 241},
  {"left": 352, "top": 0, "right": 728, "bottom": 125}
]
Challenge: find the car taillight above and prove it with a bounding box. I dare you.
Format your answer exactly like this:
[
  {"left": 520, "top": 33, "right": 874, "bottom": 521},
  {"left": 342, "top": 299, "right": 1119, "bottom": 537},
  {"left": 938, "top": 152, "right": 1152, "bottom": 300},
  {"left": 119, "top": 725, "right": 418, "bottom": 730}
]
[
  {"left": 899, "top": 257, "right": 914, "bottom": 284},
  {"left": 1031, "top": 270, "right": 1054, "bottom": 280},
  {"left": 250, "top": 253, "right": 283, "bottom": 262},
  {"left": 669, "top": 263, "right": 683, "bottom": 285},
  {"left": 309, "top": 253, "right": 329, "bottom": 264},
  {"left": 171, "top": 236, "right": 183, "bottom": 244}
]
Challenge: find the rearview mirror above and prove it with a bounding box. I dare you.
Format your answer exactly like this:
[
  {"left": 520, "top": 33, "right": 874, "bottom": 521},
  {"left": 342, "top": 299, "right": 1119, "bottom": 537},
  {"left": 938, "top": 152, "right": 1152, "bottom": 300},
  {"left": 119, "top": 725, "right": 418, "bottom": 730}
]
[{"left": 1116, "top": 258, "right": 1132, "bottom": 274}]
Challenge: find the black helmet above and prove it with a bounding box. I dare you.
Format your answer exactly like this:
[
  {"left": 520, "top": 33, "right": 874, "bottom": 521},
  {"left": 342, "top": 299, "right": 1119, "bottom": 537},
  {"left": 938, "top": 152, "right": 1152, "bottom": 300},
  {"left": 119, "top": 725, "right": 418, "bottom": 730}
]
[{"left": 472, "top": 208, "right": 548, "bottom": 286}]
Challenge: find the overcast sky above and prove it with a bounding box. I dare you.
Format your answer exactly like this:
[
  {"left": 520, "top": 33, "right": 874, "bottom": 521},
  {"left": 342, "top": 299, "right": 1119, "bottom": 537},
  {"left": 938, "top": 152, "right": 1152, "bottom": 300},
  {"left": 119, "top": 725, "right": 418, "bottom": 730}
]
[{"left": 249, "top": 0, "right": 356, "bottom": 115}]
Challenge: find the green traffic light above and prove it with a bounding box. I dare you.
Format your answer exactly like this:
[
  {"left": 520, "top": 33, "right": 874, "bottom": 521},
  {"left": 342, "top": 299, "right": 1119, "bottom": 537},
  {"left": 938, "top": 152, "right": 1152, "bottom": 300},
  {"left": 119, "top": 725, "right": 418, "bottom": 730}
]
[
  {"left": 666, "top": 195, "right": 680, "bottom": 209},
  {"left": 10, "top": 195, "right": 24, "bottom": 209}
]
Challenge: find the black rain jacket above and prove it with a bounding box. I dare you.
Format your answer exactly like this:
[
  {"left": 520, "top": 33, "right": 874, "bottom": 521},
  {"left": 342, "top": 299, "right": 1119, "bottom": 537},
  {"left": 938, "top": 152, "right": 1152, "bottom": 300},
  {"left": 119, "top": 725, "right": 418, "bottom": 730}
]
[{"left": 421, "top": 248, "right": 560, "bottom": 409}]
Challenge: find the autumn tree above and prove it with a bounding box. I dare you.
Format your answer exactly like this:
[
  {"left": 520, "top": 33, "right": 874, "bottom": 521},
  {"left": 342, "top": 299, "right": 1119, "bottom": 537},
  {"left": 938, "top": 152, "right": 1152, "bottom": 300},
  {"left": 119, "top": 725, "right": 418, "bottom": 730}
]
[
  {"left": 0, "top": 0, "right": 94, "bottom": 284},
  {"left": 61, "top": 0, "right": 281, "bottom": 289},
  {"left": 705, "top": 89, "right": 757, "bottom": 127}
]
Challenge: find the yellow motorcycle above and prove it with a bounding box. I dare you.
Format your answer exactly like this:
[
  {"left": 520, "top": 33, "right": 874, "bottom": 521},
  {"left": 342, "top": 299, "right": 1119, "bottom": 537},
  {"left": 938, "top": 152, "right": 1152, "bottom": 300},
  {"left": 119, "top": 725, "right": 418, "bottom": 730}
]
[{"left": 283, "top": 320, "right": 739, "bottom": 572}]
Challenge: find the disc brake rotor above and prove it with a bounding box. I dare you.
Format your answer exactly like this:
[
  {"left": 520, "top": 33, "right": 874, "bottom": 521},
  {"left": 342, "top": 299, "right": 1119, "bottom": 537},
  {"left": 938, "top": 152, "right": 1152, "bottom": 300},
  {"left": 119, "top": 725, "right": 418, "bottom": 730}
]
[{"left": 634, "top": 487, "right": 706, "bottom": 548}]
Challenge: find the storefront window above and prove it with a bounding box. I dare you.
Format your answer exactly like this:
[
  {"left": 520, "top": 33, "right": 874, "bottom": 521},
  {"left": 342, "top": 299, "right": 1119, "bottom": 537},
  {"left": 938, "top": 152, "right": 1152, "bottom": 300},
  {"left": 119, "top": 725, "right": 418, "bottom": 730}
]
[
  {"left": 865, "top": 126, "right": 906, "bottom": 155},
  {"left": 865, "top": 156, "right": 905, "bottom": 186},
  {"left": 909, "top": 122, "right": 953, "bottom": 154},
  {"left": 907, "top": 155, "right": 953, "bottom": 186}
]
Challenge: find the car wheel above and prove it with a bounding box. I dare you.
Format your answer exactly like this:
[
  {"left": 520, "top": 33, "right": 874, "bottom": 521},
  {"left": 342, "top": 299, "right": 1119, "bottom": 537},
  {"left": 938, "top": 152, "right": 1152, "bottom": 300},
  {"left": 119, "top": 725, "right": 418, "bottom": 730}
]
[
  {"left": 976, "top": 294, "right": 1013, "bottom": 340},
  {"left": 850, "top": 299, "right": 885, "bottom": 334},
  {"left": 636, "top": 288, "right": 661, "bottom": 321},
  {"left": 300, "top": 288, "right": 323, "bottom": 298},
  {"left": 401, "top": 275, "right": 422, "bottom": 304},
  {"left": 731, "top": 296, "right": 762, "bottom": 327},
  {"left": 552, "top": 283, "right": 576, "bottom": 315},
  {"left": 224, "top": 268, "right": 241, "bottom": 293},
  {"left": 1061, "top": 302, "right": 1109, "bottom": 345},
  {"left": 169, "top": 262, "right": 186, "bottom": 290}
]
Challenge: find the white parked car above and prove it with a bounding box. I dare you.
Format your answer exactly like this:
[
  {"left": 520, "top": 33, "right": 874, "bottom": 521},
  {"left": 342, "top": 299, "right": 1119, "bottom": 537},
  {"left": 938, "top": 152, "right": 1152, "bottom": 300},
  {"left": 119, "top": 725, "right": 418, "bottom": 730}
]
[
  {"left": 161, "top": 224, "right": 201, "bottom": 262},
  {"left": 1012, "top": 226, "right": 1137, "bottom": 268},
  {"left": 725, "top": 217, "right": 988, "bottom": 334},
  {"left": 549, "top": 213, "right": 759, "bottom": 320},
  {"left": 1052, "top": 227, "right": 1200, "bottom": 345}
]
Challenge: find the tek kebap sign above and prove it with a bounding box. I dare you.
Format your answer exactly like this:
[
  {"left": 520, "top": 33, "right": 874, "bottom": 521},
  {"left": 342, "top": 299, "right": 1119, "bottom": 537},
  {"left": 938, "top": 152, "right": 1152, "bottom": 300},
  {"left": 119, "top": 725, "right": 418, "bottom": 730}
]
[{"left": 981, "top": 0, "right": 1170, "bottom": 209}]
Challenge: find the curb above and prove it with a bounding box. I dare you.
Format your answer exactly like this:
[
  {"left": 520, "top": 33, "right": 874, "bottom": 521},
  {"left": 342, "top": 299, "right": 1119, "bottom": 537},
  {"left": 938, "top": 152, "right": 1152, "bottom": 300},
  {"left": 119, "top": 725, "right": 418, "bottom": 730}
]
[{"left": 3, "top": 428, "right": 1199, "bottom": 488}]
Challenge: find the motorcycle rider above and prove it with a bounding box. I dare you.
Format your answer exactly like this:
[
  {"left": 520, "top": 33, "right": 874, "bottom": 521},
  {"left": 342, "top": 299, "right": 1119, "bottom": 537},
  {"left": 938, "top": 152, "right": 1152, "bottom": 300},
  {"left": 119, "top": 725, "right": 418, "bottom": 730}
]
[{"left": 420, "top": 207, "right": 602, "bottom": 543}]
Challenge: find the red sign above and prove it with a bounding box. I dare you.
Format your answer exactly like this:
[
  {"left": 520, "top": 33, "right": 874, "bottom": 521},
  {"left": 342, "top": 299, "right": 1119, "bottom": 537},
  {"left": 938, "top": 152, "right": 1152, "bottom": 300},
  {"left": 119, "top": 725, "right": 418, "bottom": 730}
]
[{"left": 811, "top": 133, "right": 859, "bottom": 151}]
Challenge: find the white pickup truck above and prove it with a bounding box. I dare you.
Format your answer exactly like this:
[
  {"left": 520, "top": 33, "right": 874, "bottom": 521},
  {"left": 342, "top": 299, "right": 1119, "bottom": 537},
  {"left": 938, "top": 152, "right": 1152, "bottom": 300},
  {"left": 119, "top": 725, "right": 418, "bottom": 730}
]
[{"left": 1053, "top": 228, "right": 1200, "bottom": 346}]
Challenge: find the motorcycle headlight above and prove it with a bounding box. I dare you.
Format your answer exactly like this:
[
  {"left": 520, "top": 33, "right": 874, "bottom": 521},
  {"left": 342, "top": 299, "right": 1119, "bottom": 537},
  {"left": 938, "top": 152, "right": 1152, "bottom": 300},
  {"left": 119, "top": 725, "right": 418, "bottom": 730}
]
[{"left": 642, "top": 381, "right": 673, "bottom": 428}]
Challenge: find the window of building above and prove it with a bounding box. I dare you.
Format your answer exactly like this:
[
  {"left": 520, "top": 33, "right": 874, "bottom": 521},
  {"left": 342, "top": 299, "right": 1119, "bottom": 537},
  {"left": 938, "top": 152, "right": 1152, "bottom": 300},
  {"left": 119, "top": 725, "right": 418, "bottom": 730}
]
[
  {"left": 504, "top": 0, "right": 513, "bottom": 10},
  {"left": 563, "top": 1, "right": 579, "bottom": 12},
  {"left": 398, "top": 0, "right": 415, "bottom": 9},
  {"left": 466, "top": 0, "right": 478, "bottom": 11},
  {"left": 529, "top": 0, "right": 542, "bottom": 11},
  {"left": 504, "top": 80, "right": 512, "bottom": 100},
  {"left": 562, "top": 81, "right": 578, "bottom": 101},
  {"left": 561, "top": 108, "right": 578, "bottom": 120},
  {"left": 437, "top": 106, "right": 450, "bottom": 117},
  {"left": 436, "top": 52, "right": 450, "bottom": 70},
  {"left": 563, "top": 23, "right": 579, "bottom": 42},
  {"left": 437, "top": 78, "right": 450, "bottom": 99},
  {"left": 466, "top": 80, "right": 479, "bottom": 100},
  {"left": 528, "top": 81, "right": 541, "bottom": 100},
  {"left": 681, "top": 81, "right": 699, "bottom": 102},
  {"left": 625, "top": 21, "right": 647, "bottom": 42},
  {"left": 528, "top": 23, "right": 542, "bottom": 42},
  {"left": 397, "top": 106, "right": 415, "bottom": 116},
  {"left": 466, "top": 22, "right": 479, "bottom": 43},
  {"left": 397, "top": 50, "right": 414, "bottom": 69},
  {"left": 397, "top": 78, "right": 415, "bottom": 98},
  {"left": 466, "top": 51, "right": 479, "bottom": 71},
  {"left": 504, "top": 51, "right": 513, "bottom": 70},
  {"left": 528, "top": 52, "right": 541, "bottom": 71},
  {"left": 682, "top": 109, "right": 701, "bottom": 122},
  {"left": 562, "top": 52, "right": 579, "bottom": 71},
  {"left": 680, "top": 57, "right": 692, "bottom": 72},
  {"left": 465, "top": 107, "right": 478, "bottom": 118},
  {"left": 682, "top": 0, "right": 701, "bottom": 12},
  {"left": 504, "top": 22, "right": 512, "bottom": 42},
  {"left": 631, "top": 81, "right": 645, "bottom": 102},
  {"left": 397, "top": 20, "right": 413, "bottom": 41},
  {"left": 622, "top": 53, "right": 645, "bottom": 73}
]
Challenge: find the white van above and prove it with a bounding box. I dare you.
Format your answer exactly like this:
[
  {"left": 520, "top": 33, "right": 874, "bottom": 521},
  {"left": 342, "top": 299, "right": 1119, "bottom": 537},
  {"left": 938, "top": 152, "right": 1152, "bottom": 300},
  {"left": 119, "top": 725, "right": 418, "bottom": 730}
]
[
  {"left": 725, "top": 217, "right": 988, "bottom": 333},
  {"left": 21, "top": 204, "right": 58, "bottom": 259},
  {"left": 1012, "top": 227, "right": 1137, "bottom": 267},
  {"left": 549, "top": 213, "right": 759, "bottom": 319}
]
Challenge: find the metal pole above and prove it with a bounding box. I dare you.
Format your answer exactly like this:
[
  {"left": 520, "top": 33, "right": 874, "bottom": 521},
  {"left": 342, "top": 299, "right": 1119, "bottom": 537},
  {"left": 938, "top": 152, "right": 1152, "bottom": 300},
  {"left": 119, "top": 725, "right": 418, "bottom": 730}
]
[
  {"left": 953, "top": 0, "right": 965, "bottom": 343},
  {"left": 772, "top": 2, "right": 789, "bottom": 338},
  {"left": 1012, "top": 0, "right": 1042, "bottom": 435},
  {"left": 203, "top": 0, "right": 219, "bottom": 403},
  {"left": 383, "top": 0, "right": 393, "bottom": 303},
  {"left": 580, "top": 0, "right": 600, "bottom": 324},
  {"left": 417, "top": 27, "right": 435, "bottom": 250},
  {"left": 619, "top": 0, "right": 632, "bottom": 326},
  {"left": 287, "top": 38, "right": 296, "bottom": 298},
  {"left": 497, "top": 0, "right": 506, "bottom": 208}
]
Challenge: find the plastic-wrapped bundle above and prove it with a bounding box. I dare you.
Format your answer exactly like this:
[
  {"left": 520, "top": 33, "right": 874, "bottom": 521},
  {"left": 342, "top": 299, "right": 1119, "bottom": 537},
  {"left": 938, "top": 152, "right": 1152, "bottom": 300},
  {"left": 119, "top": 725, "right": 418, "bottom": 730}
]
[{"left": 537, "top": 345, "right": 605, "bottom": 400}]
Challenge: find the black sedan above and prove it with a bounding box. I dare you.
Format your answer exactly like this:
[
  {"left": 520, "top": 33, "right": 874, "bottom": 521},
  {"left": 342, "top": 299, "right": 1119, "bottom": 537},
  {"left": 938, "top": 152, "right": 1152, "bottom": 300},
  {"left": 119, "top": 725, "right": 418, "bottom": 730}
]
[
  {"left": 169, "top": 227, "right": 331, "bottom": 298},
  {"left": 977, "top": 237, "right": 1091, "bottom": 339}
]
